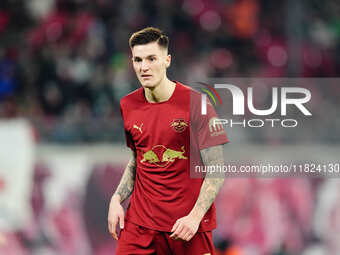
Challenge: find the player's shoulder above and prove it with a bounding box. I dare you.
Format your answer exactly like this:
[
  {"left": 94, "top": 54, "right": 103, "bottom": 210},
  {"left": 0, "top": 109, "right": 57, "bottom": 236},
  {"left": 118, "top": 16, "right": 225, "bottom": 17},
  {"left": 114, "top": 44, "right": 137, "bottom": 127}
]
[
  {"left": 175, "top": 81, "right": 202, "bottom": 97},
  {"left": 120, "top": 87, "right": 144, "bottom": 108},
  {"left": 176, "top": 81, "right": 203, "bottom": 105},
  {"left": 176, "top": 81, "right": 193, "bottom": 91}
]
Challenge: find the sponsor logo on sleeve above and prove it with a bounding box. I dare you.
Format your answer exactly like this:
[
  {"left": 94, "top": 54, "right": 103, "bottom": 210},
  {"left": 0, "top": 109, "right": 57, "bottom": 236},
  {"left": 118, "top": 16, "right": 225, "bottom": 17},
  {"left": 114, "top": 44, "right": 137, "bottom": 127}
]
[{"left": 208, "top": 117, "right": 225, "bottom": 137}]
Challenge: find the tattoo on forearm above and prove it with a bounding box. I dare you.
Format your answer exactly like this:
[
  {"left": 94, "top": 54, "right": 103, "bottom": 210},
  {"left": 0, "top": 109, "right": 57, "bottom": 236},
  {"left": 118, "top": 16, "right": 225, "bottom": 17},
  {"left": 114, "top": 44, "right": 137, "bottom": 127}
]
[
  {"left": 193, "top": 145, "right": 225, "bottom": 218},
  {"left": 114, "top": 151, "right": 137, "bottom": 203}
]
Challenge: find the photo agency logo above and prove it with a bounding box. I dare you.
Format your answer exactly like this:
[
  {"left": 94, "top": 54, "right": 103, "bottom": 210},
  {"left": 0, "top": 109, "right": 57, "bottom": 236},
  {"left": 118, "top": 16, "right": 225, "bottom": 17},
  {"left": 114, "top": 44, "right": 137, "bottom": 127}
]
[{"left": 199, "top": 82, "right": 312, "bottom": 128}]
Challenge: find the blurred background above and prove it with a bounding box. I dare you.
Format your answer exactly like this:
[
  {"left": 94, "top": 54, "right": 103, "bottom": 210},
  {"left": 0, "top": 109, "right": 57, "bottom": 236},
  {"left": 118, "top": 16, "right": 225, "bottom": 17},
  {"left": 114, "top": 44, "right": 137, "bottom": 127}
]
[{"left": 0, "top": 0, "right": 340, "bottom": 254}]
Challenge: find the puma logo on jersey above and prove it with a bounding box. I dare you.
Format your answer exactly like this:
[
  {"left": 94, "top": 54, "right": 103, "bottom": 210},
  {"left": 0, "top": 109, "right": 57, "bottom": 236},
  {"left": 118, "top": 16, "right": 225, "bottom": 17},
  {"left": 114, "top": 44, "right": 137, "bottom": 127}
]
[{"left": 133, "top": 123, "right": 143, "bottom": 134}]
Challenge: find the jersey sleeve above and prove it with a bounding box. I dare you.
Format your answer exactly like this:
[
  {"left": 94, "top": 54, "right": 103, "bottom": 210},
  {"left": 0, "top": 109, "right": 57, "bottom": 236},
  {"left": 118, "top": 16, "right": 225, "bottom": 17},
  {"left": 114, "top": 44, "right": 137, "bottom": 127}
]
[
  {"left": 192, "top": 97, "right": 229, "bottom": 150},
  {"left": 120, "top": 102, "right": 135, "bottom": 151}
]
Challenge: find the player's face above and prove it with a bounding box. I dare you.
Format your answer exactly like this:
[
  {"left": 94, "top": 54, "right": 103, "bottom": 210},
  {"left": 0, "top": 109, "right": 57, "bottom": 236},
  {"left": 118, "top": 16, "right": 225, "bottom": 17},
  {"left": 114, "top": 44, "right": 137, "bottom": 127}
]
[{"left": 131, "top": 42, "right": 171, "bottom": 89}]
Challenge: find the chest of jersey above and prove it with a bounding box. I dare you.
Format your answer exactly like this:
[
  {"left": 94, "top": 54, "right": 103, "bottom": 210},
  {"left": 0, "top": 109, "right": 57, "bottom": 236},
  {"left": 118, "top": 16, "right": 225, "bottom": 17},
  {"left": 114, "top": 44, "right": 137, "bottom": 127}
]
[{"left": 126, "top": 102, "right": 190, "bottom": 168}]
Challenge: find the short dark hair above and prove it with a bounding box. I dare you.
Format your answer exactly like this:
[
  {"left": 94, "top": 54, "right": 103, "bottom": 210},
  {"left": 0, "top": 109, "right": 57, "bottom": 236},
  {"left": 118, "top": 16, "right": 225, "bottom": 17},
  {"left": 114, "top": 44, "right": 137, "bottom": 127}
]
[{"left": 129, "top": 27, "right": 169, "bottom": 49}]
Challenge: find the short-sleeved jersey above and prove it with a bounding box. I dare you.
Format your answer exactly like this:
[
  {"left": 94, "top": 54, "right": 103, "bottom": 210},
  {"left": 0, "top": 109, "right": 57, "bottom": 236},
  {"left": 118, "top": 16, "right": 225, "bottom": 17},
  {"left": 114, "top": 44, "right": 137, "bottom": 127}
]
[{"left": 120, "top": 81, "right": 229, "bottom": 232}]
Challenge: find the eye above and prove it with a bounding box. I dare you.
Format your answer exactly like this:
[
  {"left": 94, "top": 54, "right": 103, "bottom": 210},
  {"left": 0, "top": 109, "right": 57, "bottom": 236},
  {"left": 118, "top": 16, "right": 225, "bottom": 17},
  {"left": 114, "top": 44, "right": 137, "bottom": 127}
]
[{"left": 134, "top": 58, "right": 142, "bottom": 62}]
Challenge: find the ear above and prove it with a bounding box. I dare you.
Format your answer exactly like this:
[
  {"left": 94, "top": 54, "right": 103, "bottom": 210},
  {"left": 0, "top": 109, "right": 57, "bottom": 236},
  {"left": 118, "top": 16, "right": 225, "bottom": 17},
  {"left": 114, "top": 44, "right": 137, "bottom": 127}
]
[{"left": 165, "top": 54, "right": 171, "bottom": 68}]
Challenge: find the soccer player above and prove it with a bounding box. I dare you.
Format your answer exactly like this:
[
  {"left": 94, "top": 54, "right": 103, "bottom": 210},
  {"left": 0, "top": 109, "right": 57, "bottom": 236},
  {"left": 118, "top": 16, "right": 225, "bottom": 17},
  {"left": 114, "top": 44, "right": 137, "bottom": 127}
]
[{"left": 108, "top": 27, "right": 229, "bottom": 254}]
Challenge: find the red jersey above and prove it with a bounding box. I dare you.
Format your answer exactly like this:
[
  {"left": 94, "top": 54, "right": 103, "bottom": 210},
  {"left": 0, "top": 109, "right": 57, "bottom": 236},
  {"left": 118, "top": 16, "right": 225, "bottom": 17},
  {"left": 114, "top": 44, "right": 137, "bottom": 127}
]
[{"left": 120, "top": 81, "right": 229, "bottom": 232}]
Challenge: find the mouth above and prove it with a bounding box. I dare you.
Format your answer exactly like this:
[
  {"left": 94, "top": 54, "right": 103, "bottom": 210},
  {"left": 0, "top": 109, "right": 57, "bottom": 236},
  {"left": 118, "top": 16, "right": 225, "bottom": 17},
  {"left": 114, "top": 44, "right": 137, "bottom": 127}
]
[{"left": 141, "top": 74, "right": 152, "bottom": 79}]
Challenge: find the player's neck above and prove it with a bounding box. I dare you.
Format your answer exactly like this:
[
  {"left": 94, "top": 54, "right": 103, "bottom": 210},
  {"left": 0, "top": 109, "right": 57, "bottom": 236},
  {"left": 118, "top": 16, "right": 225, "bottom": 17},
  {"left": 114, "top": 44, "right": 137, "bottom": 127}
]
[{"left": 144, "top": 78, "right": 176, "bottom": 103}]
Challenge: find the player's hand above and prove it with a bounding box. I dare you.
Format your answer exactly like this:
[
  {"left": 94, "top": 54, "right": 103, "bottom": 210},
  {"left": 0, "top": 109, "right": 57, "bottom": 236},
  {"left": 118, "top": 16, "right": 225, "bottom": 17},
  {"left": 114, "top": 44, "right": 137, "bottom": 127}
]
[
  {"left": 107, "top": 195, "right": 125, "bottom": 240},
  {"left": 170, "top": 214, "right": 200, "bottom": 242}
]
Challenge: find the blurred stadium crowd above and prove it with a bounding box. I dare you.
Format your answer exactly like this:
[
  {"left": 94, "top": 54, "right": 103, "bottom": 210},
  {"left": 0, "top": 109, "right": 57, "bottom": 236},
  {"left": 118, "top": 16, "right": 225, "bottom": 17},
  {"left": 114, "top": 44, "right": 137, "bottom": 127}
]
[
  {"left": 1, "top": 0, "right": 340, "bottom": 255},
  {"left": 1, "top": 0, "right": 340, "bottom": 143}
]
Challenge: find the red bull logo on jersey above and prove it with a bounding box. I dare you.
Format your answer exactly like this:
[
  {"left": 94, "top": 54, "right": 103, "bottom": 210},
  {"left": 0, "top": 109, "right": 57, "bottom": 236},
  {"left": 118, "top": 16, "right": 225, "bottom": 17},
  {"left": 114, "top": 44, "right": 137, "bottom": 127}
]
[
  {"left": 140, "top": 145, "right": 187, "bottom": 167},
  {"left": 140, "top": 150, "right": 160, "bottom": 164},
  {"left": 170, "top": 119, "right": 188, "bottom": 132}
]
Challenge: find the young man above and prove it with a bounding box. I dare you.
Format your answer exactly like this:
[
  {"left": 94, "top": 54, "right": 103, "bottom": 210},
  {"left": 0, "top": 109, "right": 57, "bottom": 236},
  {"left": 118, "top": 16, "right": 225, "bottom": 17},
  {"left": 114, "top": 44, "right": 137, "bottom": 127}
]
[{"left": 108, "top": 27, "right": 229, "bottom": 254}]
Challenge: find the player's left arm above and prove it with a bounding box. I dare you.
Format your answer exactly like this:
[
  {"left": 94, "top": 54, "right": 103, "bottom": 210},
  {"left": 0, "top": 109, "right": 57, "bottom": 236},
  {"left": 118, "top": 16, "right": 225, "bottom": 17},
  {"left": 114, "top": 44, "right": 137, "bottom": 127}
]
[{"left": 170, "top": 144, "right": 224, "bottom": 241}]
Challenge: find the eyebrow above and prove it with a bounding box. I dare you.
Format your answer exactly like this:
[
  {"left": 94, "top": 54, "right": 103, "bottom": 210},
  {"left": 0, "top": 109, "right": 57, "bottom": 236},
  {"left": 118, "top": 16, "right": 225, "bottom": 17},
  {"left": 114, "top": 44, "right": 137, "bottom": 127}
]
[{"left": 134, "top": 54, "right": 157, "bottom": 59}]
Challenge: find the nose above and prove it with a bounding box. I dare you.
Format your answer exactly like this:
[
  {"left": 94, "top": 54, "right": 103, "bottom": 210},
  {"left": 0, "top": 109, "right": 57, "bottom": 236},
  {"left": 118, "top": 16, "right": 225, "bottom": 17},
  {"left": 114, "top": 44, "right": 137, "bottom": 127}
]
[{"left": 141, "top": 60, "right": 149, "bottom": 72}]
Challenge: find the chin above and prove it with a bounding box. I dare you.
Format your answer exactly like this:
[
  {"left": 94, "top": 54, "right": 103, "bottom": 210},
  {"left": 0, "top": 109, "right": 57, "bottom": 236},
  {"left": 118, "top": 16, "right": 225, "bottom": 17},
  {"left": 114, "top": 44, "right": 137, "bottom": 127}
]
[{"left": 141, "top": 81, "right": 156, "bottom": 89}]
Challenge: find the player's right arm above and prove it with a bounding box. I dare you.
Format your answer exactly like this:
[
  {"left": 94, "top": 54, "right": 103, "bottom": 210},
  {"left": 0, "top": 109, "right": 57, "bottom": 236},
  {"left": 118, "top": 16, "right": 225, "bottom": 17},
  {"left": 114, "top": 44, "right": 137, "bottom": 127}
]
[{"left": 108, "top": 150, "right": 137, "bottom": 240}]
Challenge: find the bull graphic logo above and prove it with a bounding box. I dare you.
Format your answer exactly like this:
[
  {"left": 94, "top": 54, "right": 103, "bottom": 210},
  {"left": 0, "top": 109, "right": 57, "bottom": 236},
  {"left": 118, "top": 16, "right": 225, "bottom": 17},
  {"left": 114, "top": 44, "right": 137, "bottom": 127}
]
[
  {"left": 140, "top": 145, "right": 188, "bottom": 167},
  {"left": 162, "top": 146, "right": 187, "bottom": 162},
  {"left": 170, "top": 119, "right": 188, "bottom": 132},
  {"left": 140, "top": 150, "right": 159, "bottom": 164}
]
